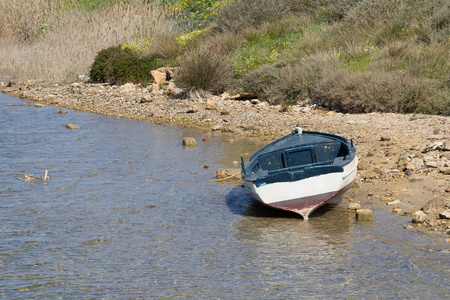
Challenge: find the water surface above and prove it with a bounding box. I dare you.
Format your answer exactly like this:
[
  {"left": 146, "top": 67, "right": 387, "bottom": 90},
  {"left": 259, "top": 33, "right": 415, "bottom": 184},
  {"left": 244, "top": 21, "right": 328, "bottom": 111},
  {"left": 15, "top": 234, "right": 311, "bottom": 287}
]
[{"left": 0, "top": 93, "right": 449, "bottom": 299}]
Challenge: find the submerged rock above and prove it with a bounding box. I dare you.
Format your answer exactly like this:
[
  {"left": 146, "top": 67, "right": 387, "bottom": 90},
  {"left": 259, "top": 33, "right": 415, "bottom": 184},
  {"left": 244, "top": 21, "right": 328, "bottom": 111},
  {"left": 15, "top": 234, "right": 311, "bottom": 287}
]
[
  {"left": 356, "top": 209, "right": 373, "bottom": 221},
  {"left": 66, "top": 123, "right": 80, "bottom": 129},
  {"left": 182, "top": 137, "right": 196, "bottom": 147},
  {"left": 216, "top": 168, "right": 241, "bottom": 180}
]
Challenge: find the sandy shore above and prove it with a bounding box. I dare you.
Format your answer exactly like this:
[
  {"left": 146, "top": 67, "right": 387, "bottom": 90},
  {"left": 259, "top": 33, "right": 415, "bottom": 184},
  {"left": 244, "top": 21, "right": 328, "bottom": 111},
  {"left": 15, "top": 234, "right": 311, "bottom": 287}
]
[{"left": 1, "top": 80, "right": 449, "bottom": 238}]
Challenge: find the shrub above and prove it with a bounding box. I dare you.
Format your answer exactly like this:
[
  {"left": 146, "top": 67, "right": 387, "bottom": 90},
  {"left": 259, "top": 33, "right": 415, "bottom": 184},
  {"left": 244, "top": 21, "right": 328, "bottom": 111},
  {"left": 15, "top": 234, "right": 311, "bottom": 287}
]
[
  {"left": 175, "top": 43, "right": 234, "bottom": 95},
  {"left": 400, "top": 84, "right": 450, "bottom": 115},
  {"left": 89, "top": 45, "right": 165, "bottom": 85},
  {"left": 110, "top": 55, "right": 163, "bottom": 86},
  {"left": 240, "top": 64, "right": 279, "bottom": 101},
  {"left": 240, "top": 59, "right": 328, "bottom": 105},
  {"left": 241, "top": 57, "right": 449, "bottom": 115},
  {"left": 89, "top": 45, "right": 131, "bottom": 83},
  {"left": 149, "top": 32, "right": 182, "bottom": 60},
  {"left": 317, "top": 71, "right": 450, "bottom": 115}
]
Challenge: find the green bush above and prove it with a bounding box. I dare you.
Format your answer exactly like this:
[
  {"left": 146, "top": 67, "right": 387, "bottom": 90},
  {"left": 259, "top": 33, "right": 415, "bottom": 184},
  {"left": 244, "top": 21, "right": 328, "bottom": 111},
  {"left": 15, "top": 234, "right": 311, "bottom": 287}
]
[
  {"left": 89, "top": 45, "right": 165, "bottom": 85},
  {"left": 111, "top": 55, "right": 163, "bottom": 86},
  {"left": 89, "top": 45, "right": 129, "bottom": 83}
]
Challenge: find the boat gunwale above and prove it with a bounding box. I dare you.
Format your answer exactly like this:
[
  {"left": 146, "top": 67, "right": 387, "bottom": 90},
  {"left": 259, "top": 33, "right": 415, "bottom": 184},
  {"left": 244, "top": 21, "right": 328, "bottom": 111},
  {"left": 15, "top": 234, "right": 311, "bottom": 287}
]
[
  {"left": 242, "top": 131, "right": 356, "bottom": 181},
  {"left": 247, "top": 130, "right": 351, "bottom": 163}
]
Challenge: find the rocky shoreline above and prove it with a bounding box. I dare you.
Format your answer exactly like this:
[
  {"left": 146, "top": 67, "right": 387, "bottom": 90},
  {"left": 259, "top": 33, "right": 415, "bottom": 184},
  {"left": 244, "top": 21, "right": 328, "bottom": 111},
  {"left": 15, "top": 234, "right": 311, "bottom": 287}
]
[{"left": 1, "top": 79, "right": 449, "bottom": 241}]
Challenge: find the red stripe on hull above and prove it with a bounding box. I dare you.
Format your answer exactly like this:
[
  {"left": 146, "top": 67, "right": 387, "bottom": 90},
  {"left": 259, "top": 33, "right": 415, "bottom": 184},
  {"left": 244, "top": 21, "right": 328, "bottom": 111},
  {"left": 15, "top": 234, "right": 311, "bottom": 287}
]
[
  {"left": 269, "top": 191, "right": 336, "bottom": 212},
  {"left": 266, "top": 180, "right": 355, "bottom": 218}
]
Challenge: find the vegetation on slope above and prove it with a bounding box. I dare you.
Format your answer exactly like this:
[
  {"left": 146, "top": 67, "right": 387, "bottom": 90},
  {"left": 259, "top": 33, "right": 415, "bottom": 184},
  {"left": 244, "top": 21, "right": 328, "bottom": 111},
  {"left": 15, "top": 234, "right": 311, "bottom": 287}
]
[{"left": 0, "top": 0, "right": 448, "bottom": 115}]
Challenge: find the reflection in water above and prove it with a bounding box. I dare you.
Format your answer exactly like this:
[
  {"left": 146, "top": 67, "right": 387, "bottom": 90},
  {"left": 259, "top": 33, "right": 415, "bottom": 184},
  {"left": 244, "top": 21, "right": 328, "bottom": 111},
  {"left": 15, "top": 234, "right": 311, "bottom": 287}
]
[{"left": 0, "top": 93, "right": 449, "bottom": 299}]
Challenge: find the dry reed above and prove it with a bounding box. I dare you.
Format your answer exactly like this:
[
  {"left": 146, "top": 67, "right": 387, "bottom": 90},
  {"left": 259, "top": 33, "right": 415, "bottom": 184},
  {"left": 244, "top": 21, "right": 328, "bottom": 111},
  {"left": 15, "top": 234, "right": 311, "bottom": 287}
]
[{"left": 0, "top": 1, "right": 177, "bottom": 83}]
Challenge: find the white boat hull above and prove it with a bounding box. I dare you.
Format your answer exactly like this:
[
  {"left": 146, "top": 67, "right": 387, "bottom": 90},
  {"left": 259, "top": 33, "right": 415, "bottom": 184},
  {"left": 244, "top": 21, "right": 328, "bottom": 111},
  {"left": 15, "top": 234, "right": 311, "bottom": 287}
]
[{"left": 244, "top": 156, "right": 358, "bottom": 219}]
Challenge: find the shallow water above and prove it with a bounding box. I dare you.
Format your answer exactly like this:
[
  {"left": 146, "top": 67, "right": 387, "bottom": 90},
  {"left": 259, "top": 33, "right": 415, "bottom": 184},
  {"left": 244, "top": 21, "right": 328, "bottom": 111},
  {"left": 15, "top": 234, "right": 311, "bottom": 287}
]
[{"left": 0, "top": 93, "right": 449, "bottom": 299}]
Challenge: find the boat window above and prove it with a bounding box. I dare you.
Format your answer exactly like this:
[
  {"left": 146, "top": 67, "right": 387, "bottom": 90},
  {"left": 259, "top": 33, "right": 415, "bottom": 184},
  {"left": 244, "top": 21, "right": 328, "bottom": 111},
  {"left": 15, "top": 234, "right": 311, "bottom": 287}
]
[
  {"left": 285, "top": 148, "right": 313, "bottom": 167},
  {"left": 314, "top": 143, "right": 340, "bottom": 163},
  {"left": 258, "top": 152, "right": 284, "bottom": 171}
]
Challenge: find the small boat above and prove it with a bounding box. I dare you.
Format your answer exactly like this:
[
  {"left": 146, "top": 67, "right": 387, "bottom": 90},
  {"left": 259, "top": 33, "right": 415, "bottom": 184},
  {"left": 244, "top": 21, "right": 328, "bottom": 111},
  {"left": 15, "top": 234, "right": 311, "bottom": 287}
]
[{"left": 241, "top": 125, "right": 357, "bottom": 219}]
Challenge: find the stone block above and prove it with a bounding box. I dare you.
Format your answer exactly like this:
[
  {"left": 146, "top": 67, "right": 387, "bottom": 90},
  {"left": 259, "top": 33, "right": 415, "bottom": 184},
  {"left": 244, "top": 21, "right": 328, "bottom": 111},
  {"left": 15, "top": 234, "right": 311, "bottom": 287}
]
[
  {"left": 182, "top": 137, "right": 196, "bottom": 147},
  {"left": 356, "top": 209, "right": 373, "bottom": 221}
]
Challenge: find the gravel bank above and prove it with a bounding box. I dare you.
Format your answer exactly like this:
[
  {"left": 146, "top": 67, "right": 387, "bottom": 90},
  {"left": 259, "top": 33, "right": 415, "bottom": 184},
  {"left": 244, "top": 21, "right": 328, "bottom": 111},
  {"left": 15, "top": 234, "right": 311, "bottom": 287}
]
[{"left": 2, "top": 80, "right": 449, "bottom": 239}]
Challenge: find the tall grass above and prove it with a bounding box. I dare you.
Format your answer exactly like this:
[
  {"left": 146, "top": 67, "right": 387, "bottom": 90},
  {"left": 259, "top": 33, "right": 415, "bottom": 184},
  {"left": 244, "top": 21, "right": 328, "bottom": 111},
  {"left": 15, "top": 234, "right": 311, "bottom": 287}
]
[
  {"left": 0, "top": 0, "right": 177, "bottom": 83},
  {"left": 0, "top": 0, "right": 65, "bottom": 42},
  {"left": 175, "top": 41, "right": 234, "bottom": 95}
]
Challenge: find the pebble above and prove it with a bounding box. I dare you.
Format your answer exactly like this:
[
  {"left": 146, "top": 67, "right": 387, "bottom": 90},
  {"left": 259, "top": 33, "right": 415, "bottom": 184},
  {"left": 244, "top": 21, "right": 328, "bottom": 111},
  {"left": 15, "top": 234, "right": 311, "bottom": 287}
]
[
  {"left": 386, "top": 200, "right": 400, "bottom": 205},
  {"left": 392, "top": 207, "right": 402, "bottom": 214},
  {"left": 348, "top": 202, "right": 361, "bottom": 210}
]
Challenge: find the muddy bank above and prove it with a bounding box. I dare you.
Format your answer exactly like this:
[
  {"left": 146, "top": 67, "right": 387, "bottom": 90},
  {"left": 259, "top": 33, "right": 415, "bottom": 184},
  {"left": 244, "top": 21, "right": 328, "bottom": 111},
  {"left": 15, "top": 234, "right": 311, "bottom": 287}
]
[{"left": 1, "top": 80, "right": 449, "bottom": 238}]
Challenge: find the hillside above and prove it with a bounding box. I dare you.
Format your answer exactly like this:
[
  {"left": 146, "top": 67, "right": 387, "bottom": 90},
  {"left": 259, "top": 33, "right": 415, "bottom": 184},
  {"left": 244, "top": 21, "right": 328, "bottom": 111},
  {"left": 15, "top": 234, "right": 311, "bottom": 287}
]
[{"left": 0, "top": 0, "right": 449, "bottom": 114}]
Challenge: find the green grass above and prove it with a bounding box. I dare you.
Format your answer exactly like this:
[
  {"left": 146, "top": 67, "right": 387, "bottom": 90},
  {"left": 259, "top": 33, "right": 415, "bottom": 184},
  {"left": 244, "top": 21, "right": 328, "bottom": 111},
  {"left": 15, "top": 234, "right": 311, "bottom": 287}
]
[{"left": 233, "top": 32, "right": 300, "bottom": 75}]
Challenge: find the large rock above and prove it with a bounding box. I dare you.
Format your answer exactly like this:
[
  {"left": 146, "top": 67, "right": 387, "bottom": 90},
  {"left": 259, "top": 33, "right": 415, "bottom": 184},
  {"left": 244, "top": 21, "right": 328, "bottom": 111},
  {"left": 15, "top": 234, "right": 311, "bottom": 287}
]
[
  {"left": 405, "top": 157, "right": 423, "bottom": 171},
  {"left": 443, "top": 141, "right": 450, "bottom": 151},
  {"left": 205, "top": 99, "right": 217, "bottom": 110},
  {"left": 412, "top": 210, "right": 427, "bottom": 223},
  {"left": 440, "top": 167, "right": 450, "bottom": 175},
  {"left": 151, "top": 67, "right": 178, "bottom": 85},
  {"left": 439, "top": 210, "right": 450, "bottom": 219},
  {"left": 423, "top": 141, "right": 445, "bottom": 153},
  {"left": 421, "top": 198, "right": 445, "bottom": 214}
]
